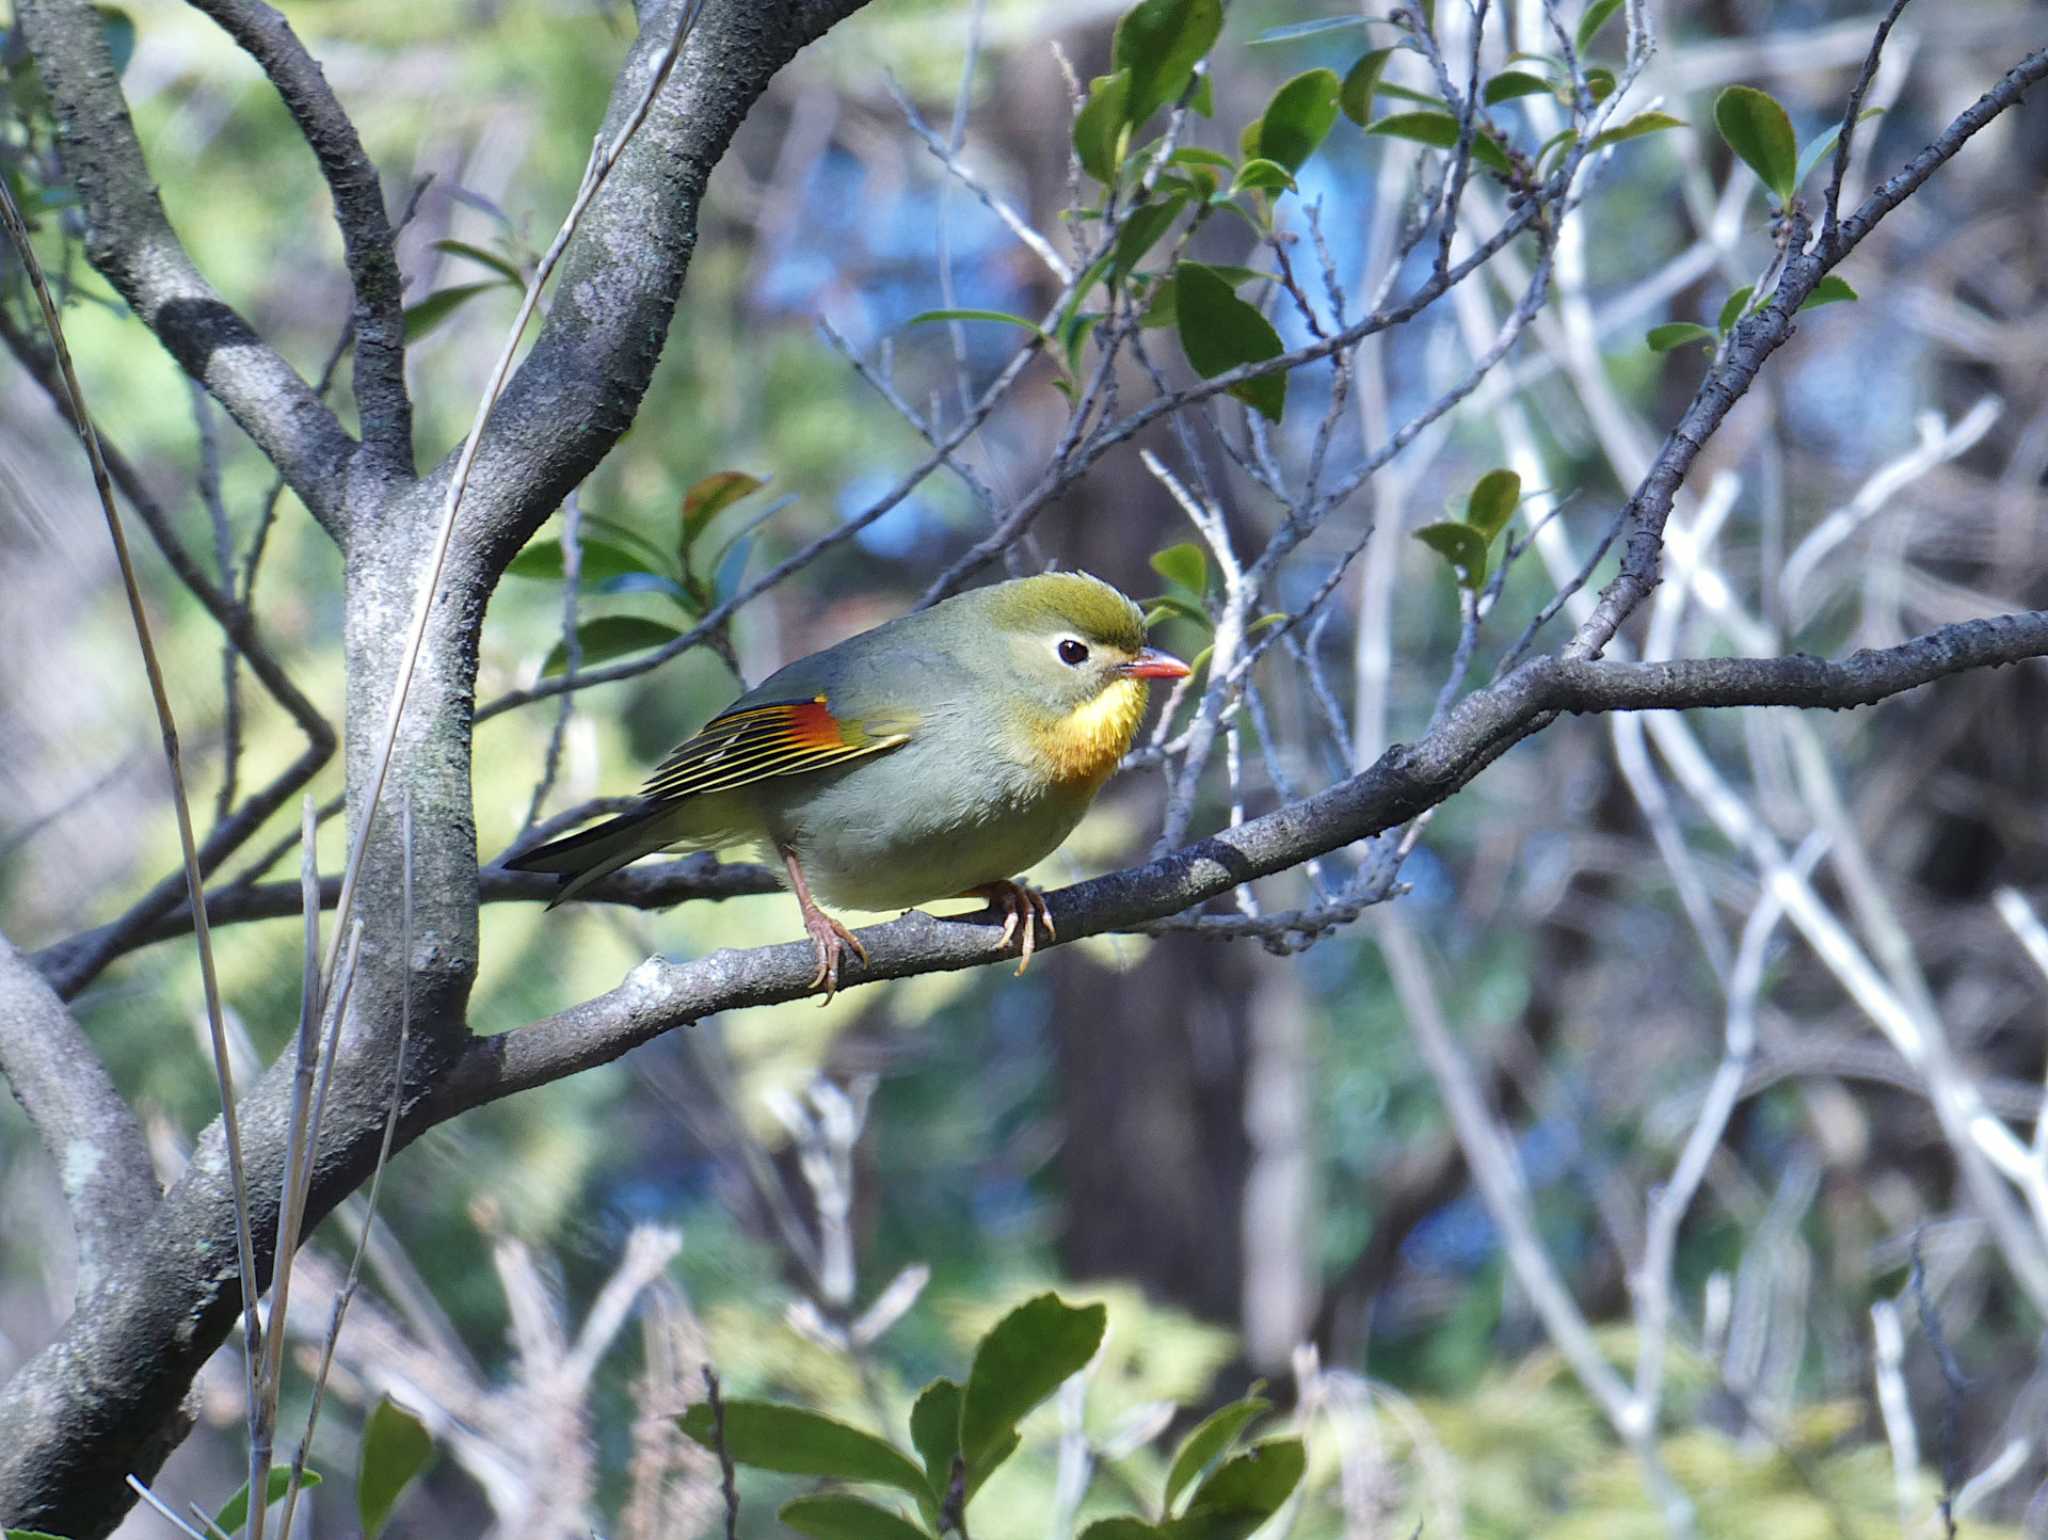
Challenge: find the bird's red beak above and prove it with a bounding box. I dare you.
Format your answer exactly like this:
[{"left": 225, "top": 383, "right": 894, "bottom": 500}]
[{"left": 1118, "top": 647, "right": 1192, "bottom": 680}]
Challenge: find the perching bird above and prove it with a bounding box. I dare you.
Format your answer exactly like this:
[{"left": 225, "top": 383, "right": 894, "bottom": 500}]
[{"left": 505, "top": 571, "right": 1190, "bottom": 997}]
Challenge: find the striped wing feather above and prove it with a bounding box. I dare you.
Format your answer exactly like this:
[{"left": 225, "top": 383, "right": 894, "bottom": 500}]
[{"left": 640, "top": 695, "right": 907, "bottom": 805}]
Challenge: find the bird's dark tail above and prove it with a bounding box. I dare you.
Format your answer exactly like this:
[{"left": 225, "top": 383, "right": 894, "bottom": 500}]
[{"left": 502, "top": 808, "right": 667, "bottom": 908}]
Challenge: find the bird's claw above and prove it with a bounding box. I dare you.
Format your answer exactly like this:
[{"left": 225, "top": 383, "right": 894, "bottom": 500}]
[
  {"left": 802, "top": 910, "right": 868, "bottom": 1004},
  {"left": 979, "top": 880, "right": 1055, "bottom": 975}
]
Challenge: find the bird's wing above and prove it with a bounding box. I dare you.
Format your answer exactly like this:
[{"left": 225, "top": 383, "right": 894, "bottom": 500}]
[{"left": 639, "top": 694, "right": 912, "bottom": 805}]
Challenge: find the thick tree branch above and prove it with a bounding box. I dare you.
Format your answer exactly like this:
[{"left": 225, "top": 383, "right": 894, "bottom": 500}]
[
  {"left": 184, "top": 0, "right": 413, "bottom": 479},
  {"left": 444, "top": 609, "right": 2048, "bottom": 1111},
  {"left": 0, "top": 934, "right": 158, "bottom": 1299},
  {"left": 15, "top": 0, "right": 359, "bottom": 536},
  {"left": 1566, "top": 45, "right": 2048, "bottom": 662}
]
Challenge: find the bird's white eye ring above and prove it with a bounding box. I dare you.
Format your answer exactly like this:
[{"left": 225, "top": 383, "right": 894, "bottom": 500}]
[{"left": 1057, "top": 638, "right": 1090, "bottom": 666}]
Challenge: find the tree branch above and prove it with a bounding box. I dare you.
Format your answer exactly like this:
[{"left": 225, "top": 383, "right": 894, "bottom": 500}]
[
  {"left": 0, "top": 933, "right": 159, "bottom": 1299},
  {"left": 15, "top": 0, "right": 361, "bottom": 537},
  {"left": 184, "top": 0, "right": 413, "bottom": 478},
  {"left": 444, "top": 608, "right": 2048, "bottom": 1111}
]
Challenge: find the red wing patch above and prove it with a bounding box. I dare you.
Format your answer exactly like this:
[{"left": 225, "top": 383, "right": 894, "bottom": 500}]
[{"left": 640, "top": 695, "right": 909, "bottom": 806}]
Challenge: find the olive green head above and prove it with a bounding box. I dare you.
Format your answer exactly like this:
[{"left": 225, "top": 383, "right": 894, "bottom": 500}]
[{"left": 956, "top": 571, "right": 1181, "bottom": 715}]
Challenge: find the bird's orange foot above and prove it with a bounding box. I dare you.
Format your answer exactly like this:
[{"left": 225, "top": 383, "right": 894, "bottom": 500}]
[
  {"left": 965, "top": 880, "right": 1056, "bottom": 976},
  {"left": 801, "top": 906, "right": 867, "bottom": 1002}
]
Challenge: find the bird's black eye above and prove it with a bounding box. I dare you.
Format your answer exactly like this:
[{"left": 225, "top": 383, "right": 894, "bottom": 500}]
[{"left": 1058, "top": 638, "right": 1090, "bottom": 666}]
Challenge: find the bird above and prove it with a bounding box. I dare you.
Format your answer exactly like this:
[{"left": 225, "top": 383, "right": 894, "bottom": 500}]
[{"left": 504, "top": 571, "right": 1191, "bottom": 998}]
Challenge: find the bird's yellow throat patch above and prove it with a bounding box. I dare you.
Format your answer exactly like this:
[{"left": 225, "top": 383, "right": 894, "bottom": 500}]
[{"left": 1033, "top": 676, "right": 1148, "bottom": 787}]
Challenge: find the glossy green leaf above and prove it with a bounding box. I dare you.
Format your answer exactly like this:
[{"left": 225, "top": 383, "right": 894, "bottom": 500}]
[
  {"left": 678, "top": 1402, "right": 931, "bottom": 1500},
  {"left": 960, "top": 1294, "right": 1107, "bottom": 1472},
  {"left": 1075, "top": 70, "right": 1132, "bottom": 183},
  {"left": 1174, "top": 262, "right": 1286, "bottom": 423},
  {"left": 781, "top": 1494, "right": 933, "bottom": 1540},
  {"left": 1229, "top": 157, "right": 1295, "bottom": 195},
  {"left": 1164, "top": 1391, "right": 1270, "bottom": 1512},
  {"left": 1171, "top": 146, "right": 1236, "bottom": 171},
  {"left": 214, "top": 1469, "right": 322, "bottom": 1537},
  {"left": 1463, "top": 468, "right": 1521, "bottom": 542},
  {"left": 1715, "top": 85, "right": 1797, "bottom": 204},
  {"left": 1364, "top": 111, "right": 1512, "bottom": 173},
  {"left": 681, "top": 470, "right": 766, "bottom": 551},
  {"left": 504, "top": 536, "right": 668, "bottom": 586},
  {"left": 403, "top": 281, "right": 503, "bottom": 342},
  {"left": 1338, "top": 48, "right": 1393, "bottom": 127},
  {"left": 542, "top": 615, "right": 684, "bottom": 676},
  {"left": 1798, "top": 273, "right": 1858, "bottom": 310},
  {"left": 1081, "top": 1523, "right": 1167, "bottom": 1540},
  {"left": 1717, "top": 284, "right": 1754, "bottom": 334},
  {"left": 1114, "top": 0, "right": 1223, "bottom": 124},
  {"left": 1173, "top": 1439, "right": 1306, "bottom": 1540},
  {"left": 905, "top": 308, "right": 1052, "bottom": 348},
  {"left": 1575, "top": 0, "right": 1624, "bottom": 54},
  {"left": 1143, "top": 594, "right": 1214, "bottom": 629},
  {"left": 1588, "top": 110, "right": 1686, "bottom": 150},
  {"left": 909, "top": 1378, "right": 962, "bottom": 1499},
  {"left": 358, "top": 1397, "right": 434, "bottom": 1539},
  {"left": 1414, "top": 521, "right": 1489, "bottom": 590},
  {"left": 1150, "top": 541, "right": 1208, "bottom": 597},
  {"left": 1112, "top": 197, "right": 1187, "bottom": 279},
  {"left": 431, "top": 238, "right": 525, "bottom": 286},
  {"left": 1794, "top": 107, "right": 1883, "bottom": 190},
  {"left": 1252, "top": 69, "right": 1341, "bottom": 173},
  {"left": 1483, "top": 70, "right": 1552, "bottom": 105},
  {"left": 1584, "top": 66, "right": 1617, "bottom": 101},
  {"left": 1646, "top": 322, "right": 1715, "bottom": 352}
]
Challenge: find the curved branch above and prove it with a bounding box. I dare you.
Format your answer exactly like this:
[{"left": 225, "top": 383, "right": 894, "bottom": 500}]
[
  {"left": 15, "top": 0, "right": 359, "bottom": 536},
  {"left": 0, "top": 934, "right": 159, "bottom": 1299},
  {"left": 184, "top": 0, "right": 413, "bottom": 476},
  {"left": 445, "top": 608, "right": 2048, "bottom": 1111}
]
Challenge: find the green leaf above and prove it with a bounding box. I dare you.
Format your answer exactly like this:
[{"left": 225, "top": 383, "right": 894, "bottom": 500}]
[
  {"left": 678, "top": 1402, "right": 932, "bottom": 1501},
  {"left": 1575, "top": 0, "right": 1625, "bottom": 54},
  {"left": 1111, "top": 197, "right": 1187, "bottom": 279},
  {"left": 1338, "top": 48, "right": 1393, "bottom": 127},
  {"left": 909, "top": 1378, "right": 963, "bottom": 1499},
  {"left": 1414, "top": 521, "right": 1490, "bottom": 590},
  {"left": 431, "top": 238, "right": 525, "bottom": 286},
  {"left": 1717, "top": 284, "right": 1754, "bottom": 334},
  {"left": 1164, "top": 1392, "right": 1270, "bottom": 1513},
  {"left": 403, "top": 281, "right": 503, "bottom": 342},
  {"left": 7, "top": 1531, "right": 78, "bottom": 1538},
  {"left": 781, "top": 1495, "right": 933, "bottom": 1540},
  {"left": 1081, "top": 1523, "right": 1168, "bottom": 1540},
  {"left": 905, "top": 309, "right": 1053, "bottom": 349},
  {"left": 1075, "top": 70, "right": 1133, "bottom": 183},
  {"left": 1174, "top": 262, "right": 1286, "bottom": 424},
  {"left": 1483, "top": 70, "right": 1553, "bottom": 105},
  {"left": 504, "top": 536, "right": 670, "bottom": 586},
  {"left": 1794, "top": 107, "right": 1883, "bottom": 190},
  {"left": 681, "top": 470, "right": 766, "bottom": 552},
  {"left": 1171, "top": 146, "right": 1236, "bottom": 171},
  {"left": 1588, "top": 110, "right": 1685, "bottom": 150},
  {"left": 1584, "top": 66, "right": 1617, "bottom": 102},
  {"left": 1798, "top": 273, "right": 1858, "bottom": 310},
  {"left": 1173, "top": 1439, "right": 1306, "bottom": 1540},
  {"left": 1365, "top": 112, "right": 1512, "bottom": 173},
  {"left": 1463, "top": 468, "right": 1522, "bottom": 542},
  {"left": 95, "top": 6, "right": 134, "bottom": 75},
  {"left": 1646, "top": 322, "right": 1715, "bottom": 352},
  {"left": 357, "top": 1397, "right": 434, "bottom": 1539},
  {"left": 1715, "top": 85, "right": 1797, "bottom": 204},
  {"left": 1229, "top": 158, "right": 1295, "bottom": 195},
  {"left": 959, "top": 1294, "right": 1107, "bottom": 1473},
  {"left": 542, "top": 616, "right": 685, "bottom": 676},
  {"left": 1143, "top": 594, "right": 1214, "bottom": 629},
  {"left": 1150, "top": 541, "right": 1208, "bottom": 597},
  {"left": 1252, "top": 69, "right": 1341, "bottom": 173},
  {"left": 214, "top": 1469, "right": 322, "bottom": 1537},
  {"left": 1113, "top": 0, "right": 1224, "bottom": 124}
]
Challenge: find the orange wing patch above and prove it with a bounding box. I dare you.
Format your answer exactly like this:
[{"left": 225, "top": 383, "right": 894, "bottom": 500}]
[{"left": 640, "top": 695, "right": 909, "bottom": 806}]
